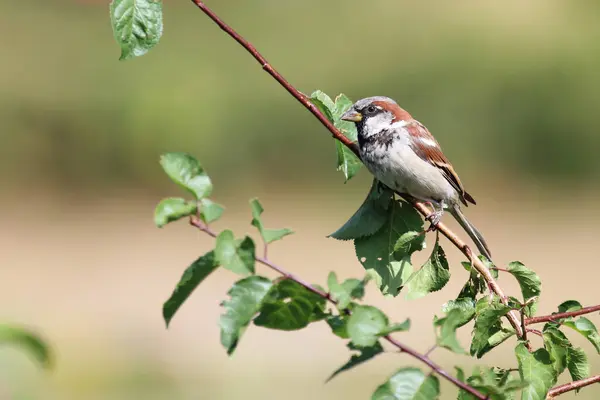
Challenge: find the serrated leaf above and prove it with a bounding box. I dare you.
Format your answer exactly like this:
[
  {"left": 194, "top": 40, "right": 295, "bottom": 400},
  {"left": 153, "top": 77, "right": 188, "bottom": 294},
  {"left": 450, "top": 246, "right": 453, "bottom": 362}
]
[
  {"left": 506, "top": 261, "right": 541, "bottom": 317},
  {"left": 516, "top": 343, "right": 557, "bottom": 400},
  {"left": 163, "top": 251, "right": 219, "bottom": 327},
  {"left": 470, "top": 297, "right": 512, "bottom": 358},
  {"left": 214, "top": 230, "right": 255, "bottom": 275},
  {"left": 327, "top": 342, "right": 383, "bottom": 382},
  {"left": 0, "top": 324, "right": 52, "bottom": 369},
  {"left": 199, "top": 198, "right": 224, "bottom": 224},
  {"left": 253, "top": 279, "right": 326, "bottom": 330},
  {"left": 543, "top": 327, "right": 570, "bottom": 375},
  {"left": 404, "top": 238, "right": 450, "bottom": 300},
  {"left": 326, "top": 315, "right": 349, "bottom": 339},
  {"left": 372, "top": 367, "right": 440, "bottom": 400},
  {"left": 347, "top": 305, "right": 388, "bottom": 347},
  {"left": 563, "top": 317, "right": 600, "bottom": 353},
  {"left": 249, "top": 198, "right": 293, "bottom": 244},
  {"left": 154, "top": 197, "right": 197, "bottom": 227},
  {"left": 442, "top": 298, "right": 476, "bottom": 327},
  {"left": 394, "top": 231, "right": 424, "bottom": 253},
  {"left": 330, "top": 179, "right": 394, "bottom": 240},
  {"left": 110, "top": 0, "right": 163, "bottom": 60},
  {"left": 219, "top": 276, "right": 272, "bottom": 355},
  {"left": 435, "top": 309, "right": 468, "bottom": 354},
  {"left": 566, "top": 347, "right": 589, "bottom": 385},
  {"left": 355, "top": 200, "right": 425, "bottom": 296},
  {"left": 159, "top": 153, "right": 212, "bottom": 199}
]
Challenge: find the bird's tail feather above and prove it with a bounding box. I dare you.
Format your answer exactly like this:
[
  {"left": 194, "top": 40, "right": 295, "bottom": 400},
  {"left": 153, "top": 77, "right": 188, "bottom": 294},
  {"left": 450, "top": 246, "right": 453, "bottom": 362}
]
[{"left": 449, "top": 206, "right": 492, "bottom": 261}]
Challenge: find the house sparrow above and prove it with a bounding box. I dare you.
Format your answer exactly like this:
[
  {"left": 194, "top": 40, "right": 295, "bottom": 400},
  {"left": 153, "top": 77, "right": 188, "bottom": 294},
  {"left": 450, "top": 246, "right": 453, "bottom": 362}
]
[{"left": 340, "top": 96, "right": 491, "bottom": 260}]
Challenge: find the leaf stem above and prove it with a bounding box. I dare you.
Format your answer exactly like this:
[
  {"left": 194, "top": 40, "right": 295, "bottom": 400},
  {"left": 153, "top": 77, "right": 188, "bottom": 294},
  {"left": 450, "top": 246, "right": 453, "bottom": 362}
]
[
  {"left": 189, "top": 215, "right": 487, "bottom": 399},
  {"left": 547, "top": 375, "right": 600, "bottom": 398},
  {"left": 525, "top": 304, "right": 600, "bottom": 325}
]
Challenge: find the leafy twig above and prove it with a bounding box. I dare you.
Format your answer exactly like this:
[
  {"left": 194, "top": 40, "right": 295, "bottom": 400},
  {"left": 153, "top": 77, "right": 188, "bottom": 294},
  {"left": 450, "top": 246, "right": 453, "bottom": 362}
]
[
  {"left": 547, "top": 375, "right": 600, "bottom": 398},
  {"left": 188, "top": 0, "right": 523, "bottom": 339},
  {"left": 189, "top": 215, "right": 487, "bottom": 400},
  {"left": 526, "top": 304, "right": 600, "bottom": 325}
]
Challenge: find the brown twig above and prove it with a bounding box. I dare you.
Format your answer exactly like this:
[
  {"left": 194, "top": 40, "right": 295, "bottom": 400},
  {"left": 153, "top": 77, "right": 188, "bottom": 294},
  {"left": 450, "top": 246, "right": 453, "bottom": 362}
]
[
  {"left": 547, "top": 375, "right": 600, "bottom": 398},
  {"left": 189, "top": 216, "right": 487, "bottom": 400},
  {"left": 526, "top": 304, "right": 600, "bottom": 325},
  {"left": 189, "top": 0, "right": 523, "bottom": 340}
]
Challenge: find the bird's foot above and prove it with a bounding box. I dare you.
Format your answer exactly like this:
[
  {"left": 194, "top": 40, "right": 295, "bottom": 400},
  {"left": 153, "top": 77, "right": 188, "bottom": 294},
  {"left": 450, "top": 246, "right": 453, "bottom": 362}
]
[{"left": 422, "top": 201, "right": 444, "bottom": 232}]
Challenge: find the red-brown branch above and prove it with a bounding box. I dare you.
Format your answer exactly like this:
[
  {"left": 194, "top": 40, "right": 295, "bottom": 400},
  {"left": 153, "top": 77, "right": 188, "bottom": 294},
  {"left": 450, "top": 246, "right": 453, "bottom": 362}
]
[
  {"left": 189, "top": 0, "right": 523, "bottom": 339},
  {"left": 190, "top": 216, "right": 486, "bottom": 400},
  {"left": 526, "top": 304, "right": 600, "bottom": 325},
  {"left": 547, "top": 375, "right": 600, "bottom": 398}
]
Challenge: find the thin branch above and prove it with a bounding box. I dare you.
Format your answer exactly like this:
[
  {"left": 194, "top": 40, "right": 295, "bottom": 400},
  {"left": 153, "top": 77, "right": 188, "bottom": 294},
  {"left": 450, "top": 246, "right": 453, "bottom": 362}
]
[
  {"left": 188, "top": 0, "right": 524, "bottom": 340},
  {"left": 526, "top": 304, "right": 600, "bottom": 325},
  {"left": 547, "top": 375, "right": 600, "bottom": 398},
  {"left": 190, "top": 216, "right": 487, "bottom": 400}
]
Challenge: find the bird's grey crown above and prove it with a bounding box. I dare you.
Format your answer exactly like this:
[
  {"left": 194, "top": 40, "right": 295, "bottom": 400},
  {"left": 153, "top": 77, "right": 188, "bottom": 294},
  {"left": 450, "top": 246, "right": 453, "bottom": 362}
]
[{"left": 351, "top": 96, "right": 397, "bottom": 110}]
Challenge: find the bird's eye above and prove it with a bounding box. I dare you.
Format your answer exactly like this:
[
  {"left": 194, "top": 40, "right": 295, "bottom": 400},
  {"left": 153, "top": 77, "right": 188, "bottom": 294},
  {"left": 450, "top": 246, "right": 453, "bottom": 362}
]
[{"left": 366, "top": 105, "right": 377, "bottom": 114}]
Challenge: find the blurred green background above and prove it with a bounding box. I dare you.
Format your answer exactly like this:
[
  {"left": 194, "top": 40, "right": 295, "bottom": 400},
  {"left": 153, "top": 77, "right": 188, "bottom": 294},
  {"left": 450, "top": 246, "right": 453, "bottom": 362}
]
[{"left": 1, "top": 0, "right": 600, "bottom": 399}]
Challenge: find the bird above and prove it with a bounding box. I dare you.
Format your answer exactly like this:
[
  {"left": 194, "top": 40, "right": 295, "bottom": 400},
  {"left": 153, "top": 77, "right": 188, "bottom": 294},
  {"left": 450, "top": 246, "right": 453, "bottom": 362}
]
[{"left": 340, "top": 96, "right": 491, "bottom": 260}]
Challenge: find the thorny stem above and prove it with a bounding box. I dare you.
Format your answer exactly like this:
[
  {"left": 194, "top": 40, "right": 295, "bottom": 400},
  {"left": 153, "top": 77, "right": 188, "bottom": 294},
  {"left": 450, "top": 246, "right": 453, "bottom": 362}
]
[
  {"left": 185, "top": 0, "right": 598, "bottom": 396},
  {"left": 547, "top": 375, "right": 600, "bottom": 398},
  {"left": 526, "top": 304, "right": 600, "bottom": 325},
  {"left": 189, "top": 216, "right": 487, "bottom": 400}
]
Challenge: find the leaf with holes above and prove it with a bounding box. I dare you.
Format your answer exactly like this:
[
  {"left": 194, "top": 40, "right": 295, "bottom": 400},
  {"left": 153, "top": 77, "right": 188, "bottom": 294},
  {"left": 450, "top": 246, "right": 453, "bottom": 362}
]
[
  {"left": 329, "top": 179, "right": 394, "bottom": 240},
  {"left": 0, "top": 324, "right": 52, "bottom": 369},
  {"left": 253, "top": 279, "right": 326, "bottom": 331},
  {"left": 354, "top": 200, "right": 425, "bottom": 296},
  {"left": 327, "top": 342, "right": 383, "bottom": 382},
  {"left": 249, "top": 198, "right": 293, "bottom": 244},
  {"left": 110, "top": 0, "right": 163, "bottom": 60},
  {"left": 470, "top": 297, "right": 512, "bottom": 358},
  {"left": 163, "top": 251, "right": 219, "bottom": 327},
  {"left": 219, "top": 276, "right": 272, "bottom": 355},
  {"left": 154, "top": 197, "right": 197, "bottom": 228},
  {"left": 506, "top": 261, "right": 541, "bottom": 317},
  {"left": 372, "top": 367, "right": 440, "bottom": 400},
  {"left": 404, "top": 238, "right": 450, "bottom": 300},
  {"left": 159, "top": 152, "right": 212, "bottom": 199},
  {"left": 516, "top": 343, "right": 557, "bottom": 400},
  {"left": 214, "top": 230, "right": 255, "bottom": 276}
]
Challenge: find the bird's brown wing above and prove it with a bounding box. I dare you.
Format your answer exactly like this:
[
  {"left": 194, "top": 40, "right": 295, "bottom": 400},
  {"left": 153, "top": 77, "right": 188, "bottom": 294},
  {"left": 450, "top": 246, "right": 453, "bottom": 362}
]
[{"left": 404, "top": 120, "right": 475, "bottom": 206}]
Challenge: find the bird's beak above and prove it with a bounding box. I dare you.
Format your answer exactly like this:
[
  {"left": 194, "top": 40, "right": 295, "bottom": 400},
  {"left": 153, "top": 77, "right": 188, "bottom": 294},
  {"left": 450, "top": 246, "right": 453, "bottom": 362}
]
[{"left": 340, "top": 109, "right": 362, "bottom": 122}]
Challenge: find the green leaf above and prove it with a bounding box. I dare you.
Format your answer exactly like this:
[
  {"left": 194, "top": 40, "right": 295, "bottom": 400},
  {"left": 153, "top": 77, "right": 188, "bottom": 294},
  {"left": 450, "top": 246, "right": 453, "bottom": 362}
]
[
  {"left": 442, "top": 298, "right": 476, "bottom": 327},
  {"left": 566, "top": 347, "right": 589, "bottom": 385},
  {"left": 254, "top": 279, "right": 326, "bottom": 330},
  {"left": 249, "top": 198, "right": 293, "bottom": 244},
  {"left": 458, "top": 261, "right": 487, "bottom": 299},
  {"left": 563, "top": 317, "right": 600, "bottom": 353},
  {"left": 435, "top": 309, "right": 468, "bottom": 354},
  {"left": 470, "top": 297, "right": 512, "bottom": 358},
  {"left": 404, "top": 238, "right": 450, "bottom": 300},
  {"left": 516, "top": 343, "right": 557, "bottom": 400},
  {"left": 154, "top": 197, "right": 197, "bottom": 227},
  {"left": 458, "top": 367, "right": 528, "bottom": 400},
  {"left": 329, "top": 179, "right": 394, "bottom": 240},
  {"left": 219, "top": 276, "right": 272, "bottom": 355},
  {"left": 159, "top": 153, "right": 212, "bottom": 199},
  {"left": 379, "top": 319, "right": 411, "bottom": 336},
  {"left": 506, "top": 261, "right": 541, "bottom": 316},
  {"left": 355, "top": 200, "right": 425, "bottom": 296},
  {"left": 456, "top": 367, "right": 466, "bottom": 383},
  {"left": 110, "top": 0, "right": 163, "bottom": 60},
  {"left": 214, "top": 230, "right": 255, "bottom": 275},
  {"left": 327, "top": 342, "right": 383, "bottom": 382},
  {"left": 326, "top": 315, "right": 349, "bottom": 339},
  {"left": 347, "top": 305, "right": 388, "bottom": 347},
  {"left": 0, "top": 324, "right": 51, "bottom": 369},
  {"left": 372, "top": 367, "right": 440, "bottom": 400},
  {"left": 558, "top": 300, "right": 582, "bottom": 313},
  {"left": 163, "top": 251, "right": 219, "bottom": 327},
  {"left": 199, "top": 198, "right": 224, "bottom": 224},
  {"left": 327, "top": 272, "right": 367, "bottom": 310},
  {"left": 543, "top": 327, "right": 570, "bottom": 375},
  {"left": 309, "top": 90, "right": 335, "bottom": 120}
]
